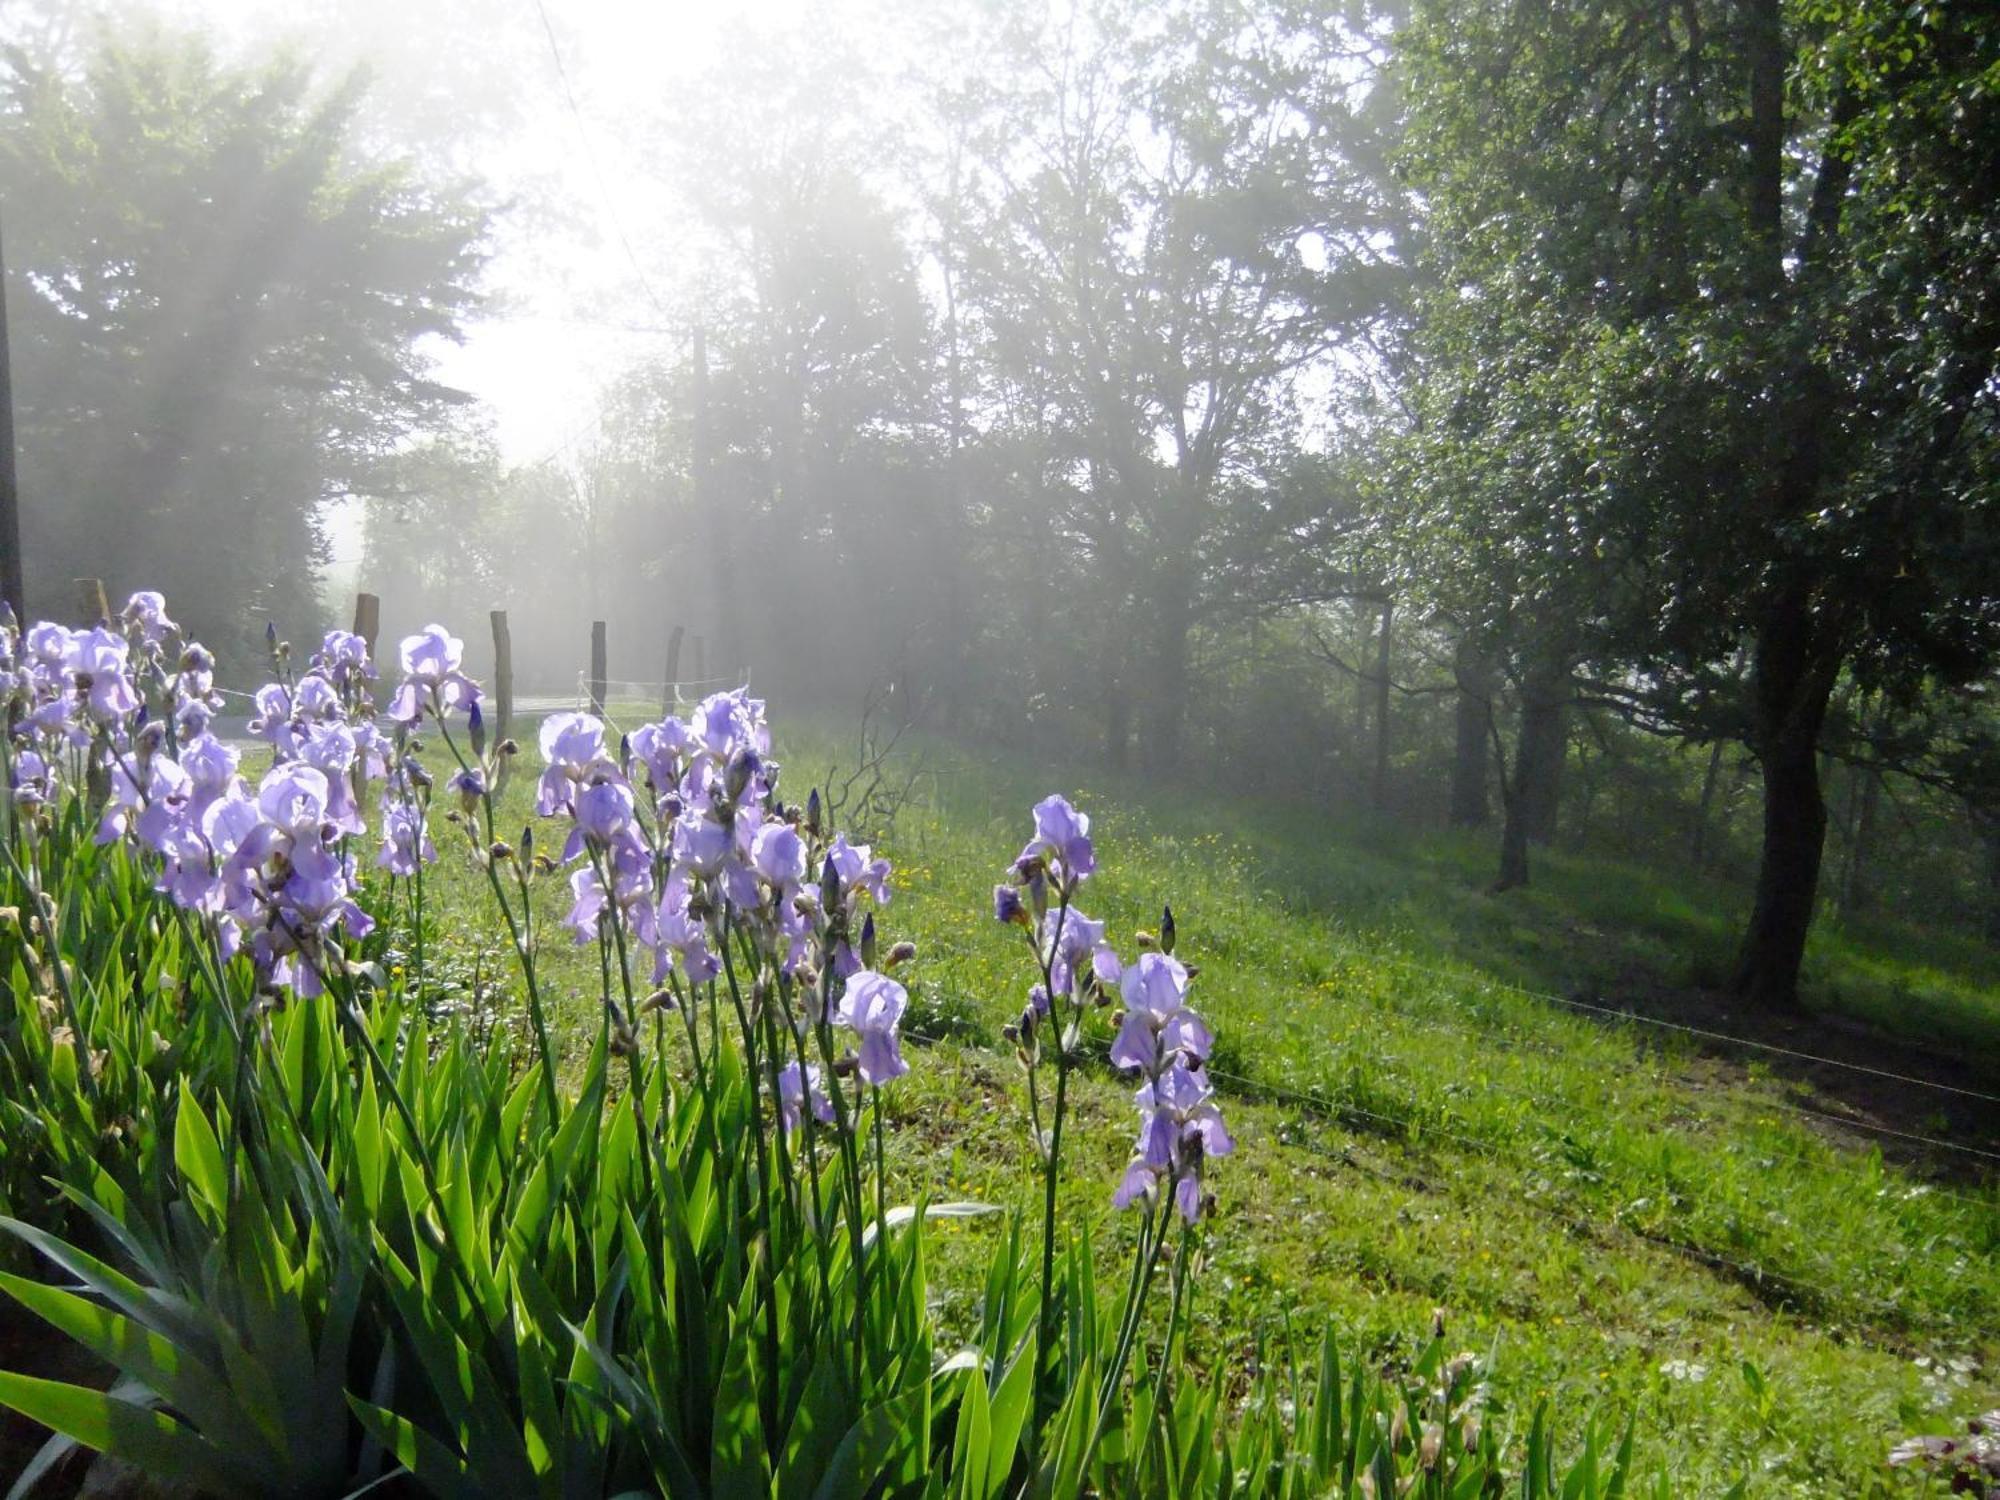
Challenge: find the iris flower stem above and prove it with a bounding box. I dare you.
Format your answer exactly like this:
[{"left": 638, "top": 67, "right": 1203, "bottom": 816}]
[
  {"left": 5, "top": 836, "right": 100, "bottom": 1104},
  {"left": 1032, "top": 881, "right": 1074, "bottom": 1437},
  {"left": 772, "top": 978, "right": 838, "bottom": 1387},
  {"left": 586, "top": 847, "right": 666, "bottom": 1225},
  {"left": 277, "top": 917, "right": 490, "bottom": 1325},
  {"left": 1158, "top": 1222, "right": 1197, "bottom": 1406},
  {"left": 434, "top": 716, "right": 560, "bottom": 1126},
  {"left": 93, "top": 738, "right": 267, "bottom": 1203},
  {"left": 410, "top": 845, "right": 427, "bottom": 1007},
  {"left": 871, "top": 1082, "right": 888, "bottom": 1245},
  {"left": 1083, "top": 1190, "right": 1174, "bottom": 1481},
  {"left": 719, "top": 909, "right": 784, "bottom": 1446},
  {"left": 808, "top": 958, "right": 870, "bottom": 1394}
]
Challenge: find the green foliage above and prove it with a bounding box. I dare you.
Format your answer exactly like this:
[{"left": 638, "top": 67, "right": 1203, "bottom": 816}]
[
  {"left": 0, "top": 727, "right": 1666, "bottom": 1498},
  {"left": 0, "top": 22, "right": 488, "bottom": 662}
]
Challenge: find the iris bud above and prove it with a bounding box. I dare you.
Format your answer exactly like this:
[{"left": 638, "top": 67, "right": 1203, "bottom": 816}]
[{"left": 993, "top": 884, "right": 1027, "bottom": 927}]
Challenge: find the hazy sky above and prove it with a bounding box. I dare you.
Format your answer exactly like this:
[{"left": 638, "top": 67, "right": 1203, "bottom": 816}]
[
  {"left": 140, "top": 0, "right": 820, "bottom": 451},
  {"left": 107, "top": 0, "right": 833, "bottom": 567}
]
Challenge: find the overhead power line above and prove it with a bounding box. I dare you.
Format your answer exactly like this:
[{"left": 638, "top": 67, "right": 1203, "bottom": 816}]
[{"left": 527, "top": 0, "right": 674, "bottom": 324}]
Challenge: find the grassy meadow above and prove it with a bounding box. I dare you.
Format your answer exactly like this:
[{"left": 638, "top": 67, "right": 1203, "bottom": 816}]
[{"left": 396, "top": 702, "right": 2000, "bottom": 1498}]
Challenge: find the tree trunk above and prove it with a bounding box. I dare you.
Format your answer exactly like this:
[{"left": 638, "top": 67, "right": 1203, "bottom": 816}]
[
  {"left": 1522, "top": 700, "right": 1567, "bottom": 845},
  {"left": 1838, "top": 765, "right": 1881, "bottom": 916},
  {"left": 1692, "top": 740, "right": 1730, "bottom": 866},
  {"left": 1140, "top": 565, "right": 1194, "bottom": 776},
  {"left": 1733, "top": 733, "right": 1828, "bottom": 1009},
  {"left": 1494, "top": 666, "right": 1567, "bottom": 890},
  {"left": 1449, "top": 635, "right": 1491, "bottom": 828},
  {"left": 1731, "top": 590, "right": 1840, "bottom": 1010},
  {"left": 1371, "top": 599, "right": 1394, "bottom": 809},
  {"left": 1102, "top": 630, "right": 1132, "bottom": 771},
  {"left": 1496, "top": 785, "right": 1532, "bottom": 890}
]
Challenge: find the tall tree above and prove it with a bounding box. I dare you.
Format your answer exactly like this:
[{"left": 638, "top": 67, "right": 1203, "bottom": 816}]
[
  {"left": 0, "top": 24, "right": 487, "bottom": 658},
  {"left": 946, "top": 0, "right": 1395, "bottom": 772},
  {"left": 1398, "top": 0, "right": 2000, "bottom": 1005}
]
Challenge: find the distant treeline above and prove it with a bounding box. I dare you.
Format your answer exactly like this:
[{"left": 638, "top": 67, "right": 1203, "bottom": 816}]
[{"left": 5, "top": 0, "right": 1997, "bottom": 1009}]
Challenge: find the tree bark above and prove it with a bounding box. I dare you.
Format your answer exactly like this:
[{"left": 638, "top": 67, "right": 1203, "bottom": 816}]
[
  {"left": 1140, "top": 563, "right": 1194, "bottom": 775},
  {"left": 1731, "top": 588, "right": 1840, "bottom": 1009},
  {"left": 1838, "top": 764, "right": 1881, "bottom": 916},
  {"left": 1522, "top": 699, "right": 1567, "bottom": 846},
  {"left": 1371, "top": 599, "right": 1394, "bottom": 809},
  {"left": 1449, "top": 634, "right": 1492, "bottom": 828},
  {"left": 1102, "top": 617, "right": 1132, "bottom": 772},
  {"left": 1690, "top": 739, "right": 1726, "bottom": 866},
  {"left": 1494, "top": 664, "right": 1568, "bottom": 889}
]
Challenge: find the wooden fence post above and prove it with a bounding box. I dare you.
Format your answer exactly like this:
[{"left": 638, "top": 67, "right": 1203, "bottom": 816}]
[
  {"left": 490, "top": 609, "right": 514, "bottom": 745},
  {"left": 662, "top": 624, "right": 685, "bottom": 715},
  {"left": 590, "top": 620, "right": 607, "bottom": 716},
  {"left": 352, "top": 592, "right": 381, "bottom": 658},
  {"left": 74, "top": 577, "right": 108, "bottom": 627}
]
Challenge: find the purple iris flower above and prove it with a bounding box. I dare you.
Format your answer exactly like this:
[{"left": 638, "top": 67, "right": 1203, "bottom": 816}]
[
  {"left": 1116, "top": 1059, "right": 1233, "bottom": 1224},
  {"left": 778, "top": 1060, "right": 837, "bottom": 1132},
  {"left": 630, "top": 717, "right": 696, "bottom": 792},
  {"left": 693, "top": 689, "right": 771, "bottom": 765},
  {"left": 1109, "top": 952, "right": 1212, "bottom": 1073},
  {"left": 377, "top": 800, "right": 435, "bottom": 876},
  {"left": 1111, "top": 1159, "right": 1157, "bottom": 1211},
  {"left": 994, "top": 884, "right": 1027, "bottom": 926},
  {"left": 537, "top": 711, "right": 610, "bottom": 815},
  {"left": 175, "top": 697, "right": 215, "bottom": 738},
  {"left": 562, "top": 867, "right": 608, "bottom": 943},
  {"left": 671, "top": 811, "right": 731, "bottom": 876},
  {"left": 1092, "top": 944, "right": 1123, "bottom": 987},
  {"left": 98, "top": 755, "right": 190, "bottom": 847},
  {"left": 448, "top": 767, "right": 486, "bottom": 811},
  {"left": 827, "top": 833, "right": 892, "bottom": 905},
  {"left": 301, "top": 722, "right": 365, "bottom": 834},
  {"left": 257, "top": 763, "right": 331, "bottom": 840},
  {"left": 647, "top": 886, "right": 720, "bottom": 983},
  {"left": 72, "top": 628, "right": 141, "bottom": 722},
  {"left": 122, "top": 591, "right": 177, "bottom": 644},
  {"left": 751, "top": 822, "right": 808, "bottom": 890},
  {"left": 316, "top": 630, "right": 374, "bottom": 678},
  {"left": 24, "top": 623, "right": 73, "bottom": 670},
  {"left": 388, "top": 625, "right": 478, "bottom": 724},
  {"left": 293, "top": 673, "right": 341, "bottom": 721},
  {"left": 835, "top": 970, "right": 910, "bottom": 1085},
  {"left": 565, "top": 778, "right": 637, "bottom": 861},
  {"left": 1017, "top": 794, "right": 1095, "bottom": 882},
  {"left": 249, "top": 683, "right": 295, "bottom": 752},
  {"left": 1041, "top": 907, "right": 1105, "bottom": 996},
  {"left": 179, "top": 734, "right": 240, "bottom": 806}
]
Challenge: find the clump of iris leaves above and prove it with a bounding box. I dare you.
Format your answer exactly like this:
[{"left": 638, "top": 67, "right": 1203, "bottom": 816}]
[{"left": 0, "top": 593, "right": 1671, "bottom": 1498}]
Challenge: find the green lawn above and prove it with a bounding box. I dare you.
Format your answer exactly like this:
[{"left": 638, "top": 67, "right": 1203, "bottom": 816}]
[{"left": 401, "top": 702, "right": 2000, "bottom": 1498}]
